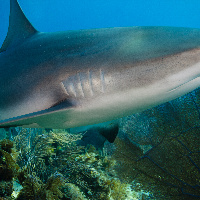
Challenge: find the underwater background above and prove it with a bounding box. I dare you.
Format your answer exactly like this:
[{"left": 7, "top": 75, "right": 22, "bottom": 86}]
[
  {"left": 1, "top": 0, "right": 200, "bottom": 199},
  {"left": 2, "top": 0, "right": 200, "bottom": 46}
]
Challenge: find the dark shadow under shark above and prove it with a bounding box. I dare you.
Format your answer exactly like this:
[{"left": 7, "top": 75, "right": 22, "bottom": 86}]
[{"left": 1, "top": 0, "right": 200, "bottom": 129}]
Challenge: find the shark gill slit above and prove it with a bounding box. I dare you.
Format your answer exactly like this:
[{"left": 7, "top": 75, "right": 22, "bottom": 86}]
[
  {"left": 88, "top": 70, "right": 94, "bottom": 96},
  {"left": 78, "top": 72, "right": 85, "bottom": 97},
  {"left": 70, "top": 82, "right": 76, "bottom": 97},
  {"left": 61, "top": 82, "right": 69, "bottom": 96},
  {"left": 100, "top": 69, "right": 105, "bottom": 93}
]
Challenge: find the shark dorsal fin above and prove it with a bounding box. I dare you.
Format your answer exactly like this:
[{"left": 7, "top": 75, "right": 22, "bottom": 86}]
[{"left": 0, "top": 0, "right": 37, "bottom": 53}]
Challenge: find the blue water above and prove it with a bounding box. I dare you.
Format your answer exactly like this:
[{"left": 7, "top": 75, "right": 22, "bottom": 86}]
[{"left": 1, "top": 0, "right": 200, "bottom": 47}]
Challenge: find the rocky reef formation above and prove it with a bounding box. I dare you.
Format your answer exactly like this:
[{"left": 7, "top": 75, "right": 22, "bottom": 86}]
[{"left": 0, "top": 129, "right": 139, "bottom": 199}]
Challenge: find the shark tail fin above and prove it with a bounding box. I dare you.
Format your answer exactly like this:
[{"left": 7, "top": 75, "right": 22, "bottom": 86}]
[{"left": 0, "top": 0, "right": 37, "bottom": 53}]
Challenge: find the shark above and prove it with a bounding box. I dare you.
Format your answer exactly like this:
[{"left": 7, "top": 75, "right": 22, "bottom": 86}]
[{"left": 0, "top": 0, "right": 200, "bottom": 129}]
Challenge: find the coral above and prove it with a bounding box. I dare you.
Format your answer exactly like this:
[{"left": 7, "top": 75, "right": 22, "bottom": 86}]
[
  {"left": 61, "top": 148, "right": 131, "bottom": 200},
  {"left": 16, "top": 175, "right": 42, "bottom": 200},
  {"left": 0, "top": 139, "right": 14, "bottom": 153},
  {"left": 63, "top": 183, "right": 87, "bottom": 200},
  {"left": 14, "top": 128, "right": 84, "bottom": 182},
  {"left": 42, "top": 172, "right": 65, "bottom": 199},
  {"left": 0, "top": 150, "right": 19, "bottom": 181},
  {"left": 16, "top": 172, "right": 65, "bottom": 200},
  {"left": 0, "top": 139, "right": 20, "bottom": 182},
  {"left": 0, "top": 139, "right": 20, "bottom": 199},
  {"left": 12, "top": 128, "right": 136, "bottom": 199},
  {"left": 113, "top": 88, "right": 200, "bottom": 199},
  {"left": 0, "top": 180, "right": 13, "bottom": 198},
  {"left": 11, "top": 180, "right": 23, "bottom": 198}
]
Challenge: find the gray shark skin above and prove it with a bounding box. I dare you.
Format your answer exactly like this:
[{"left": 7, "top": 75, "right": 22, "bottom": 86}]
[{"left": 0, "top": 0, "right": 200, "bottom": 129}]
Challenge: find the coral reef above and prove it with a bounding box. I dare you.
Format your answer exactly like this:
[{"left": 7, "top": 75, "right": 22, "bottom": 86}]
[
  {"left": 63, "top": 183, "right": 87, "bottom": 200},
  {"left": 14, "top": 129, "right": 84, "bottom": 183},
  {"left": 0, "top": 128, "right": 137, "bottom": 199},
  {"left": 61, "top": 150, "right": 129, "bottom": 200},
  {"left": 0, "top": 139, "right": 19, "bottom": 199},
  {"left": 0, "top": 139, "right": 14, "bottom": 153},
  {"left": 114, "top": 88, "right": 200, "bottom": 200},
  {"left": 0, "top": 181, "right": 13, "bottom": 199},
  {"left": 16, "top": 172, "right": 65, "bottom": 200}
]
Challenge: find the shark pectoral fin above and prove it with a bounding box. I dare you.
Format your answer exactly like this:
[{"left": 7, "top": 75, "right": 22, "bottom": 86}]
[
  {"left": 0, "top": 0, "right": 37, "bottom": 53},
  {"left": 0, "top": 99, "right": 75, "bottom": 129},
  {"left": 97, "top": 122, "right": 119, "bottom": 143},
  {"left": 70, "top": 121, "right": 120, "bottom": 143}
]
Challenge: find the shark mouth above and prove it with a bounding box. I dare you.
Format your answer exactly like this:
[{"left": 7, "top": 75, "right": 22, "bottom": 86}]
[{"left": 168, "top": 76, "right": 200, "bottom": 93}]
